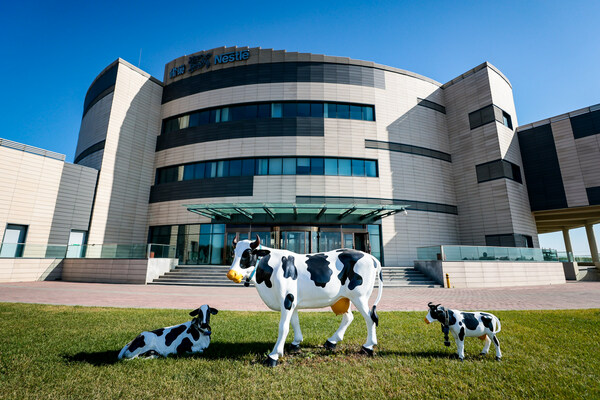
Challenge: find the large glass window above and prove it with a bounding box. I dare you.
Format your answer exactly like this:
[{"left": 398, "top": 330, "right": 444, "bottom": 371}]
[
  {"left": 156, "top": 156, "right": 379, "bottom": 184},
  {"left": 297, "top": 158, "right": 310, "bottom": 175},
  {"left": 282, "top": 158, "right": 296, "bottom": 175},
  {"left": 269, "top": 158, "right": 282, "bottom": 175},
  {"left": 1, "top": 224, "right": 28, "bottom": 258},
  {"left": 352, "top": 159, "right": 365, "bottom": 176},
  {"left": 324, "top": 158, "right": 338, "bottom": 175},
  {"left": 338, "top": 159, "right": 352, "bottom": 176},
  {"left": 162, "top": 101, "right": 376, "bottom": 134},
  {"left": 311, "top": 158, "right": 324, "bottom": 175}
]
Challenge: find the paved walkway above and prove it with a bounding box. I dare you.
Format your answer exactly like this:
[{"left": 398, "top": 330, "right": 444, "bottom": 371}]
[{"left": 1, "top": 281, "right": 599, "bottom": 311}]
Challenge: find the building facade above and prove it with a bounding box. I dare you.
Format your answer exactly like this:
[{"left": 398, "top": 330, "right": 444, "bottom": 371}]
[
  {"left": 3, "top": 46, "right": 597, "bottom": 273},
  {"left": 71, "top": 47, "right": 543, "bottom": 266}
]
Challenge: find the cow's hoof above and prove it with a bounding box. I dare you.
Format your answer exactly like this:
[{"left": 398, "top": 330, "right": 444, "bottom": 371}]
[
  {"left": 264, "top": 356, "right": 278, "bottom": 367},
  {"left": 360, "top": 346, "right": 374, "bottom": 356},
  {"left": 288, "top": 343, "right": 301, "bottom": 354},
  {"left": 495, "top": 356, "right": 502, "bottom": 361},
  {"left": 479, "top": 352, "right": 487, "bottom": 356},
  {"left": 323, "top": 340, "right": 337, "bottom": 351},
  {"left": 458, "top": 357, "right": 464, "bottom": 362}
]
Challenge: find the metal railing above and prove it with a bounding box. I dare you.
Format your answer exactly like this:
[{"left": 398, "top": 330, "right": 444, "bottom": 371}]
[
  {"left": 417, "top": 245, "right": 546, "bottom": 262},
  {"left": 418, "top": 245, "right": 599, "bottom": 263},
  {"left": 0, "top": 243, "right": 177, "bottom": 259}
]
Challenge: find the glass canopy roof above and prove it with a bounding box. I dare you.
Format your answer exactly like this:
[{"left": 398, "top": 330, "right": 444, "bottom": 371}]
[{"left": 184, "top": 202, "right": 408, "bottom": 222}]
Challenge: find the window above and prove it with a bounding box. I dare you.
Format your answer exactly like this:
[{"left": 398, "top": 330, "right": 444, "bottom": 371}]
[
  {"left": 297, "top": 158, "right": 310, "bottom": 175},
  {"left": 155, "top": 157, "right": 379, "bottom": 183},
  {"left": 476, "top": 159, "right": 522, "bottom": 184},
  {"left": 311, "top": 158, "right": 324, "bottom": 175},
  {"left": 363, "top": 106, "right": 374, "bottom": 121},
  {"left": 283, "top": 103, "right": 297, "bottom": 118},
  {"left": 282, "top": 158, "right": 296, "bottom": 175},
  {"left": 311, "top": 103, "right": 324, "bottom": 118},
  {"left": 161, "top": 101, "right": 376, "bottom": 134},
  {"left": 229, "top": 160, "right": 242, "bottom": 176},
  {"left": 297, "top": 103, "right": 310, "bottom": 117},
  {"left": 1, "top": 224, "right": 28, "bottom": 258},
  {"left": 469, "top": 104, "right": 513, "bottom": 130},
  {"left": 271, "top": 103, "right": 282, "bottom": 118},
  {"left": 256, "top": 159, "right": 269, "bottom": 175},
  {"left": 269, "top": 158, "right": 282, "bottom": 175},
  {"left": 352, "top": 159, "right": 365, "bottom": 176},
  {"left": 324, "top": 158, "right": 338, "bottom": 175},
  {"left": 338, "top": 159, "right": 352, "bottom": 176},
  {"left": 350, "top": 105, "right": 362, "bottom": 120},
  {"left": 204, "top": 162, "right": 216, "bottom": 178},
  {"left": 337, "top": 104, "right": 350, "bottom": 119},
  {"left": 365, "top": 160, "right": 377, "bottom": 177},
  {"left": 241, "top": 159, "right": 255, "bottom": 176}
]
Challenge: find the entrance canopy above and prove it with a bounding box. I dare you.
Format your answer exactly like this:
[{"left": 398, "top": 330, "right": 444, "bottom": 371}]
[{"left": 184, "top": 202, "right": 408, "bottom": 224}]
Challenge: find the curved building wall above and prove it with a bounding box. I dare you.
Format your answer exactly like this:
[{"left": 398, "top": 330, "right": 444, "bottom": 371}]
[{"left": 149, "top": 47, "right": 460, "bottom": 265}]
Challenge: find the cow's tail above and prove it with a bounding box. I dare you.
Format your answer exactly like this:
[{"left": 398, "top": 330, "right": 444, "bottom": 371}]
[
  {"left": 494, "top": 316, "right": 502, "bottom": 333},
  {"left": 370, "top": 257, "right": 383, "bottom": 327}
]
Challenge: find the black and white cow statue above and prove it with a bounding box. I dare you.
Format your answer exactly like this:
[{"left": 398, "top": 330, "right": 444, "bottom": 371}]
[
  {"left": 425, "top": 303, "right": 502, "bottom": 361},
  {"left": 226, "top": 236, "right": 383, "bottom": 367},
  {"left": 118, "top": 305, "right": 218, "bottom": 359}
]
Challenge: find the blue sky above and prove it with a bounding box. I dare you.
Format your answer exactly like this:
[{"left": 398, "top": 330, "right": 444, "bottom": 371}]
[{"left": 1, "top": 0, "right": 599, "bottom": 252}]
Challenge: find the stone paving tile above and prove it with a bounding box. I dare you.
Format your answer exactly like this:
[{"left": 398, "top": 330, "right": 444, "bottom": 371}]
[{"left": 0, "top": 281, "right": 599, "bottom": 311}]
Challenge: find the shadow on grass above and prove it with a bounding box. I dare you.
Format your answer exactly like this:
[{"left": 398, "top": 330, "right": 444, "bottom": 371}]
[
  {"left": 61, "top": 342, "right": 274, "bottom": 366},
  {"left": 63, "top": 350, "right": 121, "bottom": 366},
  {"left": 378, "top": 350, "right": 457, "bottom": 359}
]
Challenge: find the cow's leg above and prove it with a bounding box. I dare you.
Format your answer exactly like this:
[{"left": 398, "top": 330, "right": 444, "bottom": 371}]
[
  {"left": 454, "top": 327, "right": 466, "bottom": 361},
  {"left": 351, "top": 296, "right": 377, "bottom": 355},
  {"left": 325, "top": 309, "right": 354, "bottom": 349},
  {"left": 288, "top": 309, "right": 303, "bottom": 352},
  {"left": 480, "top": 335, "right": 492, "bottom": 355},
  {"left": 266, "top": 295, "right": 296, "bottom": 367},
  {"left": 492, "top": 335, "right": 502, "bottom": 360}
]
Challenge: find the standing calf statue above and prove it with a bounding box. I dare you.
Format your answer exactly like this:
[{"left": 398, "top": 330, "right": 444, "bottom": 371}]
[
  {"left": 227, "top": 236, "right": 383, "bottom": 367},
  {"left": 118, "top": 305, "right": 218, "bottom": 359},
  {"left": 425, "top": 303, "right": 502, "bottom": 361}
]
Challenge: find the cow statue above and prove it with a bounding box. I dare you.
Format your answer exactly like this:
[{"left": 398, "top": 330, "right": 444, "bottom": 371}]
[
  {"left": 425, "top": 303, "right": 502, "bottom": 361},
  {"left": 118, "top": 305, "right": 218, "bottom": 359},
  {"left": 226, "top": 235, "right": 383, "bottom": 367}
]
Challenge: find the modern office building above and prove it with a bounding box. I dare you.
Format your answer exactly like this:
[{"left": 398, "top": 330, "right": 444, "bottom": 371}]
[{"left": 1, "top": 46, "right": 598, "bottom": 282}]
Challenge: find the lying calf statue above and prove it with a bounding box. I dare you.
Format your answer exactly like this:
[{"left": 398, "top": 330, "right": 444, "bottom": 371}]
[
  {"left": 425, "top": 303, "right": 502, "bottom": 361},
  {"left": 118, "top": 305, "right": 218, "bottom": 359}
]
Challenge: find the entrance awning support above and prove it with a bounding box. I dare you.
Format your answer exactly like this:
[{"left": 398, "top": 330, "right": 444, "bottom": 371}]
[
  {"left": 234, "top": 208, "right": 253, "bottom": 219},
  {"left": 207, "top": 208, "right": 231, "bottom": 220},
  {"left": 338, "top": 206, "right": 357, "bottom": 220},
  {"left": 360, "top": 207, "right": 386, "bottom": 220},
  {"left": 263, "top": 205, "right": 275, "bottom": 220},
  {"left": 316, "top": 205, "right": 327, "bottom": 219}
]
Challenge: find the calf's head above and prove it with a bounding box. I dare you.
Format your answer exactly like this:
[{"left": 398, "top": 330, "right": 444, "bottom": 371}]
[
  {"left": 425, "top": 302, "right": 442, "bottom": 324},
  {"left": 190, "top": 304, "right": 218, "bottom": 336},
  {"left": 226, "top": 235, "right": 270, "bottom": 283}
]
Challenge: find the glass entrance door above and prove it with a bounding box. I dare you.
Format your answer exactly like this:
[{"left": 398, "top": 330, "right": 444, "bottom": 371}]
[{"left": 281, "top": 231, "right": 308, "bottom": 253}]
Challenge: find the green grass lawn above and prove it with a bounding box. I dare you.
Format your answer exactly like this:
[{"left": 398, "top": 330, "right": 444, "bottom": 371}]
[{"left": 0, "top": 303, "right": 598, "bottom": 399}]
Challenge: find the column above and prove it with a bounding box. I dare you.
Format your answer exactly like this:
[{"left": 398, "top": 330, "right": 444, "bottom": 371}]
[
  {"left": 584, "top": 223, "right": 599, "bottom": 266},
  {"left": 562, "top": 227, "right": 574, "bottom": 262}
]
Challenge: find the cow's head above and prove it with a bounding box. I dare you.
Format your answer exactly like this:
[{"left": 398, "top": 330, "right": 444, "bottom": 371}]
[
  {"left": 226, "top": 235, "right": 271, "bottom": 283},
  {"left": 190, "top": 304, "right": 218, "bottom": 336},
  {"left": 424, "top": 302, "right": 442, "bottom": 324}
]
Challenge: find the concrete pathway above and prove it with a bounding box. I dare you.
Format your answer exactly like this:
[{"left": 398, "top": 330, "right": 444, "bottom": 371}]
[{"left": 1, "top": 281, "right": 599, "bottom": 311}]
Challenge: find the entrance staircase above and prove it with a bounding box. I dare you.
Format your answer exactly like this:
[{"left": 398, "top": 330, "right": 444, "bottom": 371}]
[{"left": 150, "top": 265, "right": 441, "bottom": 288}]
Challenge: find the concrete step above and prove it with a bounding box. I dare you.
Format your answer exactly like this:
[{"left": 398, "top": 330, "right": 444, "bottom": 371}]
[{"left": 150, "top": 265, "right": 442, "bottom": 288}]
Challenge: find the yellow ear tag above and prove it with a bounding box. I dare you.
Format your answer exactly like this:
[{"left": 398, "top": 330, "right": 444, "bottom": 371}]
[
  {"left": 331, "top": 298, "right": 350, "bottom": 315},
  {"left": 424, "top": 317, "right": 430, "bottom": 324}
]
